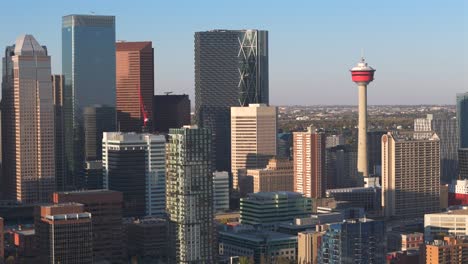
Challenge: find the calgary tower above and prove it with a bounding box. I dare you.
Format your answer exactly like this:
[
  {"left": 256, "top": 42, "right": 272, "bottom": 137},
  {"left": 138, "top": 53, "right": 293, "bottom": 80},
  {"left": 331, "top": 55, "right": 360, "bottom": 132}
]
[{"left": 350, "top": 57, "right": 376, "bottom": 178}]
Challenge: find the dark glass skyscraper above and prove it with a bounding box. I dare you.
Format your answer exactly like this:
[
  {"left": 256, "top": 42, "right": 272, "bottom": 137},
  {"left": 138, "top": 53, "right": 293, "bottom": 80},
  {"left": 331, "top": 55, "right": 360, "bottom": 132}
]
[
  {"left": 153, "top": 94, "right": 191, "bottom": 133},
  {"left": 62, "top": 14, "right": 116, "bottom": 188},
  {"left": 83, "top": 105, "right": 116, "bottom": 161},
  {"left": 194, "top": 30, "right": 268, "bottom": 172},
  {"left": 458, "top": 93, "right": 468, "bottom": 179}
]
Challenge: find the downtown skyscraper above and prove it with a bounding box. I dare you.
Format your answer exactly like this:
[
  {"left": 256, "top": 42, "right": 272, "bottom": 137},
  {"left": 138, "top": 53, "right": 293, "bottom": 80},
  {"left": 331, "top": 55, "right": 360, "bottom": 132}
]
[
  {"left": 457, "top": 93, "right": 468, "bottom": 179},
  {"left": 194, "top": 29, "right": 268, "bottom": 172},
  {"left": 1, "top": 35, "right": 55, "bottom": 203},
  {"left": 116, "top": 41, "right": 154, "bottom": 132},
  {"left": 166, "top": 126, "right": 216, "bottom": 263},
  {"left": 62, "top": 14, "right": 116, "bottom": 188}
]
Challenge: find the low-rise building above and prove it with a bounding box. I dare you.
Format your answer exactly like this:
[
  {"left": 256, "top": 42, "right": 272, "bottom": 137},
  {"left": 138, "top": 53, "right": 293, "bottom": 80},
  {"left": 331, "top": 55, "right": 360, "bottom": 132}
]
[
  {"left": 424, "top": 207, "right": 468, "bottom": 242},
  {"left": 247, "top": 157, "right": 294, "bottom": 193}
]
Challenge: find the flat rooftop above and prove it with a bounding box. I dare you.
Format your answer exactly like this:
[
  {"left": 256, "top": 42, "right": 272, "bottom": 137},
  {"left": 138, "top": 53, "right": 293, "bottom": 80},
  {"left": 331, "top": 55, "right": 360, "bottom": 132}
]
[{"left": 220, "top": 230, "right": 296, "bottom": 243}]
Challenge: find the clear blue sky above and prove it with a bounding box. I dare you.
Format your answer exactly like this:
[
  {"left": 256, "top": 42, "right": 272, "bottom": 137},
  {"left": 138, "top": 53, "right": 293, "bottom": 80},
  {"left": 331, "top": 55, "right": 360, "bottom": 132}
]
[{"left": 1, "top": 0, "right": 466, "bottom": 105}]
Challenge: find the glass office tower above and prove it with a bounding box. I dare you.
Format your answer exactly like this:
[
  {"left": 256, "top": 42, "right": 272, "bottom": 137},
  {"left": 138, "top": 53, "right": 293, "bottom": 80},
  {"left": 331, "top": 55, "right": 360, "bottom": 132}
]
[
  {"left": 457, "top": 93, "right": 468, "bottom": 179},
  {"left": 194, "top": 29, "right": 268, "bottom": 173},
  {"left": 62, "top": 15, "right": 116, "bottom": 188}
]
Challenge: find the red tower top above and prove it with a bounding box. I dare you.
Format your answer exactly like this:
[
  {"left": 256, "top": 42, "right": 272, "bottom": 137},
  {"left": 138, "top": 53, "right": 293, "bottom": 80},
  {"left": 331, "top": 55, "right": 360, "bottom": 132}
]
[{"left": 351, "top": 58, "right": 375, "bottom": 84}]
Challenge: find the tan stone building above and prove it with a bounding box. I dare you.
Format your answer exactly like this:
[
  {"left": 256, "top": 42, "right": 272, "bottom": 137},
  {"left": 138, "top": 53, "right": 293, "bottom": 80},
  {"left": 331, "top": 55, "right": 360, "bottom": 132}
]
[
  {"left": 231, "top": 104, "right": 277, "bottom": 190},
  {"left": 297, "top": 230, "right": 324, "bottom": 264},
  {"left": 247, "top": 157, "right": 293, "bottom": 193},
  {"left": 382, "top": 132, "right": 440, "bottom": 218},
  {"left": 2, "top": 35, "right": 55, "bottom": 203},
  {"left": 293, "top": 127, "right": 326, "bottom": 198}
]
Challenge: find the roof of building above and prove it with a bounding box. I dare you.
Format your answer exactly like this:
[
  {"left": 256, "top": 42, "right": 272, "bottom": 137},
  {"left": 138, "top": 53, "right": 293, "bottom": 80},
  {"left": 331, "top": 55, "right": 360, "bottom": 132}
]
[
  {"left": 14, "top": 35, "right": 46, "bottom": 56},
  {"left": 116, "top": 41, "right": 152, "bottom": 51},
  {"left": 245, "top": 191, "right": 304, "bottom": 200},
  {"left": 220, "top": 230, "right": 296, "bottom": 243}
]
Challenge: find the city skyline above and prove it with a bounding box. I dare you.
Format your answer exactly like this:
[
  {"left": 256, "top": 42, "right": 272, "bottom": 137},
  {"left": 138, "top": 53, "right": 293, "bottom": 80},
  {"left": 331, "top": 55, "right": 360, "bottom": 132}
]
[{"left": 0, "top": 0, "right": 465, "bottom": 105}]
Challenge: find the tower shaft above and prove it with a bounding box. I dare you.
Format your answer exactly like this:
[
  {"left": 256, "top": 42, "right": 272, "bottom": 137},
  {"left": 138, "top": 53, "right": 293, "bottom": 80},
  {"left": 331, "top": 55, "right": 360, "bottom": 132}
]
[{"left": 358, "top": 83, "right": 369, "bottom": 177}]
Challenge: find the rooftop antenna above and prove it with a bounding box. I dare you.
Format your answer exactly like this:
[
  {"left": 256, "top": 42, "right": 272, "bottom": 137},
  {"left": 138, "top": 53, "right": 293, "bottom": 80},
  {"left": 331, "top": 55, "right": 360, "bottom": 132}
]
[
  {"left": 361, "top": 48, "right": 365, "bottom": 61},
  {"left": 90, "top": 11, "right": 95, "bottom": 15},
  {"left": 164, "top": 91, "right": 173, "bottom": 95}
]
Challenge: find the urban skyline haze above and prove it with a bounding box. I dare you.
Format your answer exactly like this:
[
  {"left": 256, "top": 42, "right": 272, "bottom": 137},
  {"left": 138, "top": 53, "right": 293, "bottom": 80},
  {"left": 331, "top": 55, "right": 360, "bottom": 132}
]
[{"left": 0, "top": 0, "right": 466, "bottom": 105}]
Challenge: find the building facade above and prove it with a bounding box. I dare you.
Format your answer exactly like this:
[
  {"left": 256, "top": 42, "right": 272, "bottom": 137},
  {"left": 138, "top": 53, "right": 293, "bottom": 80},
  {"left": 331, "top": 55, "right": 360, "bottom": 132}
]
[
  {"left": 1, "top": 35, "right": 55, "bottom": 203},
  {"left": 240, "top": 192, "right": 312, "bottom": 228},
  {"left": 195, "top": 30, "right": 268, "bottom": 173},
  {"left": 367, "top": 130, "right": 386, "bottom": 177},
  {"left": 424, "top": 207, "right": 468, "bottom": 242},
  {"left": 297, "top": 230, "right": 324, "bottom": 264},
  {"left": 62, "top": 14, "right": 116, "bottom": 188},
  {"left": 83, "top": 105, "right": 116, "bottom": 161},
  {"left": 116, "top": 41, "right": 154, "bottom": 132},
  {"left": 457, "top": 93, "right": 468, "bottom": 179},
  {"left": 319, "top": 219, "right": 385, "bottom": 264},
  {"left": 415, "top": 114, "right": 459, "bottom": 183},
  {"left": 103, "top": 132, "right": 166, "bottom": 217},
  {"left": 293, "top": 127, "right": 326, "bottom": 198},
  {"left": 247, "top": 157, "right": 294, "bottom": 193},
  {"left": 424, "top": 236, "right": 468, "bottom": 264},
  {"left": 382, "top": 132, "right": 440, "bottom": 218},
  {"left": 126, "top": 217, "right": 168, "bottom": 263},
  {"left": 325, "top": 144, "right": 361, "bottom": 189},
  {"left": 166, "top": 126, "right": 216, "bottom": 263},
  {"left": 231, "top": 104, "right": 277, "bottom": 190},
  {"left": 153, "top": 94, "right": 191, "bottom": 133},
  {"left": 53, "top": 190, "right": 126, "bottom": 263},
  {"left": 326, "top": 186, "right": 381, "bottom": 215},
  {"left": 213, "top": 171, "right": 230, "bottom": 212},
  {"left": 36, "top": 203, "right": 93, "bottom": 264},
  {"left": 52, "top": 74, "right": 67, "bottom": 191}
]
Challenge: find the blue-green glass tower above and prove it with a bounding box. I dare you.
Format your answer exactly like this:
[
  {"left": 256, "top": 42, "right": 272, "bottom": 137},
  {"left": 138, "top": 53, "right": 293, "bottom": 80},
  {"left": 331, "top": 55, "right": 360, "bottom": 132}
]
[
  {"left": 62, "top": 15, "right": 116, "bottom": 188},
  {"left": 457, "top": 93, "right": 468, "bottom": 179}
]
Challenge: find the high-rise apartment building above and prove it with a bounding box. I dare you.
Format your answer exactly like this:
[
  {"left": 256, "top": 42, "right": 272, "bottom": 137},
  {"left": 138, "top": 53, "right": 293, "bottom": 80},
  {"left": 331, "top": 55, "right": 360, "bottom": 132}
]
[
  {"left": 195, "top": 30, "right": 269, "bottom": 172},
  {"left": 62, "top": 14, "right": 116, "bottom": 186},
  {"left": 240, "top": 191, "right": 312, "bottom": 228},
  {"left": 415, "top": 114, "right": 459, "bottom": 183},
  {"left": 319, "top": 218, "right": 385, "bottom": 264},
  {"left": 231, "top": 104, "right": 277, "bottom": 189},
  {"left": 83, "top": 105, "right": 116, "bottom": 161},
  {"left": 153, "top": 94, "right": 191, "bottom": 133},
  {"left": 103, "top": 132, "right": 166, "bottom": 217},
  {"left": 382, "top": 132, "right": 440, "bottom": 218},
  {"left": 166, "top": 126, "right": 216, "bottom": 263},
  {"left": 52, "top": 75, "right": 67, "bottom": 191},
  {"left": 116, "top": 41, "right": 154, "bottom": 132},
  {"left": 53, "top": 190, "right": 126, "bottom": 263},
  {"left": 213, "top": 171, "right": 230, "bottom": 212},
  {"left": 293, "top": 127, "right": 326, "bottom": 198},
  {"left": 298, "top": 230, "right": 324, "bottom": 264},
  {"left": 1, "top": 35, "right": 55, "bottom": 203},
  {"left": 247, "top": 157, "right": 294, "bottom": 193},
  {"left": 457, "top": 93, "right": 468, "bottom": 179},
  {"left": 36, "top": 203, "right": 93, "bottom": 263}
]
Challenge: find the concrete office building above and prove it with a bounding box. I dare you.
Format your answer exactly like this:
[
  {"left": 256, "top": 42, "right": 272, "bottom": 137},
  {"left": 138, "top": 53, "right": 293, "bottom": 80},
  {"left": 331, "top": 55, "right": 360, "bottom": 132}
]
[
  {"left": 116, "top": 41, "right": 154, "bottom": 132},
  {"left": 62, "top": 14, "right": 115, "bottom": 189},
  {"left": 231, "top": 104, "right": 277, "bottom": 190},
  {"left": 36, "top": 203, "right": 93, "bottom": 264},
  {"left": 195, "top": 30, "right": 268, "bottom": 173},
  {"left": 367, "top": 130, "right": 386, "bottom": 176},
  {"left": 297, "top": 230, "right": 324, "bottom": 264},
  {"left": 423, "top": 236, "right": 468, "bottom": 264},
  {"left": 382, "top": 132, "right": 441, "bottom": 218},
  {"left": 219, "top": 229, "right": 297, "bottom": 264},
  {"left": 103, "top": 132, "right": 166, "bottom": 217},
  {"left": 53, "top": 190, "right": 126, "bottom": 263},
  {"left": 166, "top": 126, "right": 216, "bottom": 263},
  {"left": 126, "top": 217, "right": 168, "bottom": 263},
  {"left": 1, "top": 35, "right": 55, "bottom": 203},
  {"left": 415, "top": 114, "right": 459, "bottom": 183},
  {"left": 240, "top": 192, "right": 312, "bottom": 228},
  {"left": 325, "top": 144, "right": 361, "bottom": 189},
  {"left": 325, "top": 134, "right": 344, "bottom": 148},
  {"left": 213, "top": 171, "right": 230, "bottom": 212},
  {"left": 247, "top": 157, "right": 294, "bottom": 193},
  {"left": 293, "top": 127, "right": 326, "bottom": 198},
  {"left": 326, "top": 186, "right": 381, "bottom": 215},
  {"left": 153, "top": 94, "right": 191, "bottom": 133},
  {"left": 83, "top": 105, "right": 116, "bottom": 161},
  {"left": 319, "top": 218, "right": 385, "bottom": 264},
  {"left": 424, "top": 207, "right": 468, "bottom": 242}
]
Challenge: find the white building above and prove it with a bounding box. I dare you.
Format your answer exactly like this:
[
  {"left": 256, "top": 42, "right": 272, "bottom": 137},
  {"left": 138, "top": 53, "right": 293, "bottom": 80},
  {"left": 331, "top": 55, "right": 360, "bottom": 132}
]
[
  {"left": 424, "top": 207, "right": 468, "bottom": 242},
  {"left": 213, "top": 171, "right": 230, "bottom": 212},
  {"left": 102, "top": 132, "right": 166, "bottom": 216}
]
